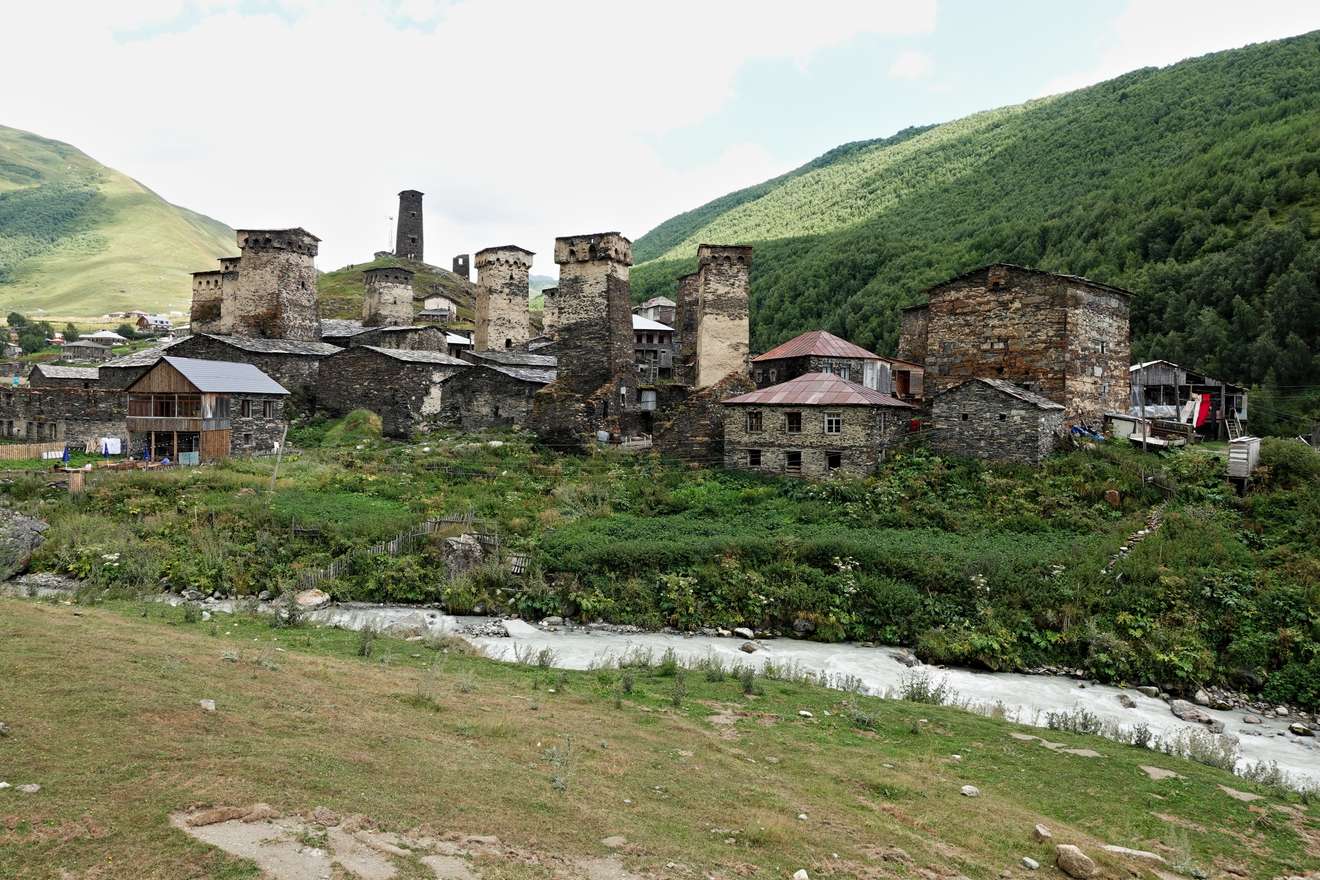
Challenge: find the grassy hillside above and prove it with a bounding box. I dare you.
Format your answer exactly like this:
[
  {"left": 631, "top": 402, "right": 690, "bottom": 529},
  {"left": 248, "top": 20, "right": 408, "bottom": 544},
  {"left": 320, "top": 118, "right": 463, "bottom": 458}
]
[
  {"left": 316, "top": 254, "right": 478, "bottom": 322},
  {"left": 632, "top": 31, "right": 1320, "bottom": 430},
  {"left": 0, "top": 125, "right": 236, "bottom": 318}
]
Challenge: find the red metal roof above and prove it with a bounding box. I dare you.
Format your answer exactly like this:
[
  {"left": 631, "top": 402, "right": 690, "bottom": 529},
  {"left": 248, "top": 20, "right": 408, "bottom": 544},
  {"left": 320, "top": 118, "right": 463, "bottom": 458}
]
[
  {"left": 723, "top": 372, "right": 914, "bottom": 408},
  {"left": 752, "top": 330, "right": 881, "bottom": 363}
]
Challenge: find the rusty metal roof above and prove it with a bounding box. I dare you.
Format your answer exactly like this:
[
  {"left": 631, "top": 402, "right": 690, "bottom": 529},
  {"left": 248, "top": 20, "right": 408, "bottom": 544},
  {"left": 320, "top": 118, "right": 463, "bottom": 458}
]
[
  {"left": 722, "top": 372, "right": 914, "bottom": 408},
  {"left": 752, "top": 330, "right": 881, "bottom": 363}
]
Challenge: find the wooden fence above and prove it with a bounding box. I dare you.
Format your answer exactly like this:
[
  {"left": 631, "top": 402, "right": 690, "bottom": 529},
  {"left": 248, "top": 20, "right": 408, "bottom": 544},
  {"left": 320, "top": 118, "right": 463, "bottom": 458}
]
[
  {"left": 0, "top": 441, "right": 66, "bottom": 461},
  {"left": 294, "top": 511, "right": 499, "bottom": 589}
]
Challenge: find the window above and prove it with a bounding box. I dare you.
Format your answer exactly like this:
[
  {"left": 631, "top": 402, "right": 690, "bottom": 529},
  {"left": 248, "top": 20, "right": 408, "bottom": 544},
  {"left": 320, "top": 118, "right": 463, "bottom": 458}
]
[
  {"left": 1099, "top": 341, "right": 1108, "bottom": 355},
  {"left": 240, "top": 399, "right": 251, "bottom": 417},
  {"left": 785, "top": 411, "right": 802, "bottom": 433},
  {"left": 824, "top": 412, "right": 842, "bottom": 434},
  {"left": 768, "top": 369, "right": 777, "bottom": 383},
  {"left": 745, "top": 410, "right": 763, "bottom": 432},
  {"left": 262, "top": 400, "right": 274, "bottom": 419},
  {"left": 998, "top": 413, "right": 1007, "bottom": 421},
  {"left": 826, "top": 451, "right": 842, "bottom": 471},
  {"left": 216, "top": 397, "right": 230, "bottom": 419},
  {"left": 785, "top": 450, "right": 802, "bottom": 474},
  {"left": 755, "top": 369, "right": 764, "bottom": 384},
  {"left": 747, "top": 448, "right": 762, "bottom": 467},
  {"left": 243, "top": 432, "right": 252, "bottom": 446},
  {"left": 960, "top": 412, "right": 969, "bottom": 421}
]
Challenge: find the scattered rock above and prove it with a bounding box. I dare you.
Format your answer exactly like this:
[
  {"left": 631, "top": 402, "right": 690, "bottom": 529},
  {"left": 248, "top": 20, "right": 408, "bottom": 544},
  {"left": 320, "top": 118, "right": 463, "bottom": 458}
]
[
  {"left": 241, "top": 803, "right": 279, "bottom": 823},
  {"left": 1207, "top": 720, "right": 1226, "bottom": 734},
  {"left": 793, "top": 871, "right": 809, "bottom": 880},
  {"left": 460, "top": 620, "right": 508, "bottom": 638},
  {"left": 540, "top": 616, "right": 564, "bottom": 628},
  {"left": 796, "top": 813, "right": 808, "bottom": 821},
  {"left": 1169, "top": 699, "right": 1212, "bottom": 725},
  {"left": 0, "top": 721, "right": 9, "bottom": 737},
  {"left": 0, "top": 508, "right": 48, "bottom": 580},
  {"left": 792, "top": 618, "right": 815, "bottom": 635},
  {"left": 310, "top": 805, "right": 341, "bottom": 826},
  {"left": 1022, "top": 856, "right": 1040, "bottom": 870},
  {"left": 740, "top": 642, "right": 757, "bottom": 654},
  {"left": 1275, "top": 706, "right": 1289, "bottom": 717},
  {"left": 1289, "top": 722, "right": 1314, "bottom": 737},
  {"left": 798, "top": 710, "right": 814, "bottom": 719},
  {"left": 733, "top": 627, "right": 755, "bottom": 640},
  {"left": 892, "top": 650, "right": 920, "bottom": 668},
  {"left": 186, "top": 806, "right": 248, "bottom": 826},
  {"left": 199, "top": 699, "right": 216, "bottom": 713},
  {"left": 1193, "top": 689, "right": 1211, "bottom": 706},
  {"left": 600, "top": 835, "right": 627, "bottom": 849},
  {"left": 1032, "top": 824, "right": 1052, "bottom": 842},
  {"left": 293, "top": 588, "right": 330, "bottom": 611},
  {"left": 960, "top": 785, "right": 981, "bottom": 798},
  {"left": 1116, "top": 694, "right": 1136, "bottom": 709},
  {"left": 1139, "top": 765, "right": 1183, "bottom": 781},
  {"left": 1136, "top": 686, "right": 1160, "bottom": 698},
  {"left": 17, "top": 783, "right": 41, "bottom": 794},
  {"left": 1101, "top": 844, "right": 1165, "bottom": 863},
  {"left": 1055, "top": 844, "right": 1097, "bottom": 879},
  {"left": 1218, "top": 785, "right": 1263, "bottom": 802},
  {"left": 1243, "top": 714, "right": 1263, "bottom": 724},
  {"left": 257, "top": 590, "right": 271, "bottom": 601},
  {"left": 201, "top": 610, "right": 212, "bottom": 622}
]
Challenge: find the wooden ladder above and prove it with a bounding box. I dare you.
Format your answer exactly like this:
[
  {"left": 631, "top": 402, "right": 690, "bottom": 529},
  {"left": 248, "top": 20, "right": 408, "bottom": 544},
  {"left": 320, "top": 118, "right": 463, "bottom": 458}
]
[{"left": 1227, "top": 415, "right": 1243, "bottom": 440}]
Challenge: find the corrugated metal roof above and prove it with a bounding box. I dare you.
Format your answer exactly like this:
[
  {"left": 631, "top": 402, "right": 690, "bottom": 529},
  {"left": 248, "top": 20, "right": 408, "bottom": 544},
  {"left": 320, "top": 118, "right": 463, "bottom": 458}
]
[
  {"left": 940, "top": 377, "right": 1063, "bottom": 409},
  {"left": 204, "top": 335, "right": 342, "bottom": 356},
  {"left": 468, "top": 350, "right": 557, "bottom": 367},
  {"left": 632, "top": 314, "right": 674, "bottom": 332},
  {"left": 723, "top": 372, "right": 914, "bottom": 408},
  {"left": 355, "top": 346, "right": 469, "bottom": 366},
  {"left": 752, "top": 330, "right": 881, "bottom": 363},
  {"left": 157, "top": 356, "right": 289, "bottom": 395},
  {"left": 34, "top": 365, "right": 99, "bottom": 380}
]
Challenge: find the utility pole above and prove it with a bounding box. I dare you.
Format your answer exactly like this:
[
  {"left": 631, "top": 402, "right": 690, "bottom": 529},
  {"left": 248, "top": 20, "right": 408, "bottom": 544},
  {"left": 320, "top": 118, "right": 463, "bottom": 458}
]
[{"left": 1138, "top": 371, "right": 1148, "bottom": 453}]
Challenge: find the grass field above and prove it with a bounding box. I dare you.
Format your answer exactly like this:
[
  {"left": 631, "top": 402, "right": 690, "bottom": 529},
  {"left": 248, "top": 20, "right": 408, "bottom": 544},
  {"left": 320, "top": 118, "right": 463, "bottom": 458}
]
[{"left": 1, "top": 597, "right": 1316, "bottom": 879}]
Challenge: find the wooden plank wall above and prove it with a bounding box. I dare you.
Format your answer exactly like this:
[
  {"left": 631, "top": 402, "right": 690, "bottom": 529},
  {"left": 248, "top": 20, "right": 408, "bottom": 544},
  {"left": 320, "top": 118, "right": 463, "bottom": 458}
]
[{"left": 199, "top": 429, "right": 230, "bottom": 461}]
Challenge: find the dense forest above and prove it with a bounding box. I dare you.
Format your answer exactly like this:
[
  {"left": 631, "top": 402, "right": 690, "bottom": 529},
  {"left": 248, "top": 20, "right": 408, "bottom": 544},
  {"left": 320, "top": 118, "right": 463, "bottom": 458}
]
[{"left": 632, "top": 31, "right": 1320, "bottom": 435}]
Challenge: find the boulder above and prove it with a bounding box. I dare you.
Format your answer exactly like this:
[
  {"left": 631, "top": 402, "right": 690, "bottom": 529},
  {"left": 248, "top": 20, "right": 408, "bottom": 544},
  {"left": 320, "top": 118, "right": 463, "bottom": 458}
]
[
  {"left": 733, "top": 627, "right": 755, "bottom": 640},
  {"left": 0, "top": 509, "right": 47, "bottom": 581},
  {"left": 1207, "top": 720, "right": 1226, "bottom": 734},
  {"left": 1289, "top": 723, "right": 1314, "bottom": 737},
  {"left": 740, "top": 642, "right": 757, "bottom": 654},
  {"left": 540, "top": 616, "right": 564, "bottom": 628},
  {"left": 294, "top": 588, "right": 330, "bottom": 611},
  {"left": 17, "top": 783, "right": 40, "bottom": 794},
  {"left": 198, "top": 699, "right": 216, "bottom": 713},
  {"left": 1193, "top": 688, "right": 1211, "bottom": 706},
  {"left": 1169, "top": 699, "right": 1211, "bottom": 724},
  {"left": 1100, "top": 844, "right": 1164, "bottom": 863},
  {"left": 1135, "top": 686, "right": 1159, "bottom": 698},
  {"left": 1243, "top": 714, "right": 1263, "bottom": 724},
  {"left": 241, "top": 803, "right": 279, "bottom": 823},
  {"left": 0, "top": 721, "right": 10, "bottom": 737},
  {"left": 793, "top": 871, "right": 809, "bottom": 880},
  {"left": 1022, "top": 856, "right": 1040, "bottom": 870},
  {"left": 309, "top": 805, "right": 340, "bottom": 826},
  {"left": 186, "top": 805, "right": 246, "bottom": 826},
  {"left": 1116, "top": 694, "right": 1136, "bottom": 709},
  {"left": 1055, "top": 844, "right": 1097, "bottom": 879},
  {"left": 1033, "top": 824, "right": 1053, "bottom": 842},
  {"left": 893, "top": 650, "right": 921, "bottom": 668},
  {"left": 444, "top": 534, "right": 485, "bottom": 579},
  {"left": 792, "top": 618, "right": 815, "bottom": 635},
  {"left": 960, "top": 785, "right": 980, "bottom": 798}
]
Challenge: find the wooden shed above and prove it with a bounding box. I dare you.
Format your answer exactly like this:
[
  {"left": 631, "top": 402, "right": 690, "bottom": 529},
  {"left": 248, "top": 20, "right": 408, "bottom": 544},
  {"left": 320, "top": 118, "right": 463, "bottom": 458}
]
[{"left": 124, "top": 356, "right": 288, "bottom": 462}]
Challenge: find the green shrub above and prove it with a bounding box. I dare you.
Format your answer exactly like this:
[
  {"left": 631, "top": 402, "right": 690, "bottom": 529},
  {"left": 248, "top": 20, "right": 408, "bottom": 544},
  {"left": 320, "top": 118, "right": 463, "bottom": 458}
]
[{"left": 1258, "top": 437, "right": 1320, "bottom": 489}]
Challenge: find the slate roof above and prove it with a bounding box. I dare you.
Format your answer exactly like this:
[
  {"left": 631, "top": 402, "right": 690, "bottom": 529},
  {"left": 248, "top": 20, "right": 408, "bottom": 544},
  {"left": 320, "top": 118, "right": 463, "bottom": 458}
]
[
  {"left": 102, "top": 344, "right": 177, "bottom": 368},
  {"left": 941, "top": 377, "right": 1064, "bottom": 409},
  {"left": 319, "top": 319, "right": 370, "bottom": 338},
  {"left": 638, "top": 296, "right": 676, "bottom": 308},
  {"left": 485, "top": 364, "right": 556, "bottom": 385},
  {"left": 153, "top": 356, "right": 289, "bottom": 395},
  {"left": 723, "top": 373, "right": 914, "bottom": 408},
  {"left": 34, "top": 365, "right": 99, "bottom": 380},
  {"left": 202, "top": 335, "right": 343, "bottom": 356},
  {"left": 632, "top": 314, "right": 674, "bottom": 332},
  {"left": 354, "top": 346, "right": 469, "bottom": 366},
  {"left": 921, "top": 263, "right": 1134, "bottom": 299},
  {"left": 467, "top": 350, "right": 557, "bottom": 368},
  {"left": 752, "top": 330, "right": 881, "bottom": 363}
]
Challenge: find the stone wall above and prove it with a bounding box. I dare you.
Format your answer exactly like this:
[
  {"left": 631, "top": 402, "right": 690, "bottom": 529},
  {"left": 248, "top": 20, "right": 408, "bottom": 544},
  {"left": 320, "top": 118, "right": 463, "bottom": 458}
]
[
  {"left": 229, "top": 395, "right": 288, "bottom": 452},
  {"left": 363, "top": 267, "right": 415, "bottom": 327},
  {"left": 722, "top": 402, "right": 906, "bottom": 478},
  {"left": 350, "top": 326, "right": 447, "bottom": 352},
  {"left": 474, "top": 247, "right": 532, "bottom": 351},
  {"left": 165, "top": 336, "right": 325, "bottom": 400},
  {"left": 930, "top": 380, "right": 1063, "bottom": 465},
  {"left": 0, "top": 388, "right": 126, "bottom": 446},
  {"left": 316, "top": 347, "right": 464, "bottom": 438},
  {"left": 693, "top": 245, "right": 752, "bottom": 388},
  {"left": 191, "top": 270, "right": 225, "bottom": 334},
  {"left": 672, "top": 272, "right": 700, "bottom": 385},
  {"left": 225, "top": 229, "right": 321, "bottom": 340},
  {"left": 652, "top": 372, "right": 754, "bottom": 464},
  {"left": 452, "top": 254, "right": 469, "bottom": 279},
  {"left": 897, "top": 306, "right": 929, "bottom": 364},
  {"left": 752, "top": 355, "right": 871, "bottom": 388},
  {"left": 435, "top": 367, "right": 544, "bottom": 431},
  {"left": 1064, "top": 285, "right": 1131, "bottom": 425},
  {"left": 541, "top": 287, "right": 559, "bottom": 338},
  {"left": 395, "top": 190, "right": 424, "bottom": 261}
]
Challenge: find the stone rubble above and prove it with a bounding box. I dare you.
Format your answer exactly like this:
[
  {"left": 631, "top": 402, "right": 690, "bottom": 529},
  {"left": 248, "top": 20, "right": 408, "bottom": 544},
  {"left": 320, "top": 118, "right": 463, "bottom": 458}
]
[{"left": 1054, "top": 844, "right": 1096, "bottom": 879}]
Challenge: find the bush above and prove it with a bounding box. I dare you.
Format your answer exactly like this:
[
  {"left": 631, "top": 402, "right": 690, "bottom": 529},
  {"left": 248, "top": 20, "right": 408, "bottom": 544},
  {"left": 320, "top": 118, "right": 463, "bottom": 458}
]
[{"left": 1258, "top": 437, "right": 1320, "bottom": 489}]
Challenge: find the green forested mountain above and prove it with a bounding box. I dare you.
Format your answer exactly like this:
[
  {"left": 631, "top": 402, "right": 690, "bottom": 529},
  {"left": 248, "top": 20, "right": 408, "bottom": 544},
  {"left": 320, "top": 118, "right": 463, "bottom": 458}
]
[
  {"left": 632, "top": 32, "right": 1320, "bottom": 432},
  {"left": 0, "top": 125, "right": 236, "bottom": 318}
]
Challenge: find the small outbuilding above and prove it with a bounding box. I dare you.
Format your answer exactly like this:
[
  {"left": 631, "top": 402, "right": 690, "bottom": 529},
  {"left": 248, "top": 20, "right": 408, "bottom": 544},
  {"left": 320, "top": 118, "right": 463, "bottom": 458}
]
[
  {"left": 60, "top": 340, "right": 113, "bottom": 362},
  {"left": 931, "top": 377, "right": 1064, "bottom": 465},
  {"left": 29, "top": 364, "right": 100, "bottom": 389}
]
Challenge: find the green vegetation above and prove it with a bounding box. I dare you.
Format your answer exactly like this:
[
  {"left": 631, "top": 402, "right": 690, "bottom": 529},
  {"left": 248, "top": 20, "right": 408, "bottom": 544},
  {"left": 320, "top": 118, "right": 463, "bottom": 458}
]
[
  {"left": 6, "top": 416, "right": 1319, "bottom": 710},
  {"left": 3, "top": 596, "right": 1316, "bottom": 878},
  {"left": 633, "top": 31, "right": 1320, "bottom": 435},
  {"left": 316, "top": 253, "right": 476, "bottom": 322},
  {"left": 0, "top": 125, "right": 235, "bottom": 318}
]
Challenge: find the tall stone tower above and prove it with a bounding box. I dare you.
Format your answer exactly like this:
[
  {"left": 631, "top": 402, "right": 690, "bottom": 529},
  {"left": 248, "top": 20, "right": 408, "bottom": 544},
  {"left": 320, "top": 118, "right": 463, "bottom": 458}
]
[
  {"left": 474, "top": 246, "right": 533, "bottom": 351},
  {"left": 674, "top": 245, "right": 752, "bottom": 388},
  {"left": 224, "top": 228, "right": 321, "bottom": 340},
  {"left": 530, "top": 232, "right": 639, "bottom": 445},
  {"left": 395, "top": 190, "right": 424, "bottom": 262},
  {"left": 190, "top": 269, "right": 225, "bottom": 334},
  {"left": 540, "top": 287, "right": 558, "bottom": 338},
  {"left": 452, "top": 254, "right": 469, "bottom": 280},
  {"left": 362, "top": 266, "right": 415, "bottom": 327}
]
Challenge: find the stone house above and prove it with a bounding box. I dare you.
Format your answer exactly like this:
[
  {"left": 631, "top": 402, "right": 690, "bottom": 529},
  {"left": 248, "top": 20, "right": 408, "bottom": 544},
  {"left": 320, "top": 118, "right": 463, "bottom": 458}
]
[
  {"left": 29, "top": 365, "right": 100, "bottom": 389},
  {"left": 319, "top": 319, "right": 449, "bottom": 352},
  {"left": 752, "top": 330, "right": 924, "bottom": 402},
  {"left": 633, "top": 314, "right": 675, "bottom": 382},
  {"left": 721, "top": 372, "right": 914, "bottom": 478},
  {"left": 634, "top": 296, "right": 676, "bottom": 326},
  {"left": 60, "top": 341, "right": 113, "bottom": 362},
  {"left": 898, "top": 264, "right": 1130, "bottom": 426},
  {"left": 316, "top": 346, "right": 468, "bottom": 438},
  {"left": 0, "top": 386, "right": 126, "bottom": 446},
  {"left": 436, "top": 363, "right": 556, "bottom": 431},
  {"left": 930, "top": 378, "right": 1064, "bottom": 465},
  {"left": 164, "top": 333, "right": 342, "bottom": 401}
]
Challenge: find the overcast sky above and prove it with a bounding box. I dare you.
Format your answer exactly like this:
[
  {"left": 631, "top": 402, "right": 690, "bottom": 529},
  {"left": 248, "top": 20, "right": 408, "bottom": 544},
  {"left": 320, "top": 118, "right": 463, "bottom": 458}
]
[{"left": 5, "top": 1, "right": 1320, "bottom": 274}]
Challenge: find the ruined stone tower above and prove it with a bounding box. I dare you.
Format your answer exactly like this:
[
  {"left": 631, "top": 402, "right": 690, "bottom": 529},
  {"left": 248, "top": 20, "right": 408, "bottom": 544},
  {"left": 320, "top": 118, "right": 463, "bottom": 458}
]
[
  {"left": 473, "top": 246, "right": 533, "bottom": 351},
  {"left": 540, "top": 287, "right": 558, "bottom": 338},
  {"left": 224, "top": 228, "right": 321, "bottom": 340},
  {"left": 190, "top": 269, "right": 225, "bottom": 334},
  {"left": 362, "top": 266, "right": 415, "bottom": 327},
  {"left": 395, "top": 190, "right": 423, "bottom": 262},
  {"left": 530, "top": 232, "right": 639, "bottom": 445},
  {"left": 675, "top": 245, "right": 752, "bottom": 388},
  {"left": 452, "top": 254, "right": 469, "bottom": 280}
]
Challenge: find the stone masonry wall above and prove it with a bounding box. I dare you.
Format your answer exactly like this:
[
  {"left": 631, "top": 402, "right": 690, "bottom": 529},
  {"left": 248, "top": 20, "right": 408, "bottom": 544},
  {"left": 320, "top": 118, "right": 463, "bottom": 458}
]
[
  {"left": 930, "top": 381, "right": 1063, "bottom": 465},
  {"left": 165, "top": 336, "right": 324, "bottom": 399},
  {"left": 673, "top": 271, "right": 700, "bottom": 385},
  {"left": 435, "top": 367, "right": 542, "bottom": 431},
  {"left": 541, "top": 287, "right": 559, "bottom": 338},
  {"left": 1064, "top": 286, "right": 1131, "bottom": 426},
  {"left": 229, "top": 395, "right": 288, "bottom": 452},
  {"left": 722, "top": 403, "right": 905, "bottom": 478},
  {"left": 897, "top": 306, "right": 929, "bottom": 364},
  {"left": 362, "top": 267, "right": 415, "bottom": 327},
  {"left": 653, "top": 372, "right": 754, "bottom": 464},
  {"left": 191, "top": 271, "right": 225, "bottom": 334},
  {"left": 396, "top": 190, "right": 424, "bottom": 262},
  {"left": 0, "top": 387, "right": 126, "bottom": 446},
  {"left": 474, "top": 247, "right": 532, "bottom": 351},
  {"left": 316, "top": 348, "right": 463, "bottom": 438},
  {"left": 225, "top": 229, "right": 321, "bottom": 340},
  {"left": 694, "top": 245, "right": 752, "bottom": 389}
]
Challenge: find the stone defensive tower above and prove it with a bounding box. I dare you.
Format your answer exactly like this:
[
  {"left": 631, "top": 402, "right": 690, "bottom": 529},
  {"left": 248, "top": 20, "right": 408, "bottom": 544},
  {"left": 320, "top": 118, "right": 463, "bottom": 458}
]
[
  {"left": 362, "top": 266, "right": 415, "bottom": 327},
  {"left": 395, "top": 190, "right": 424, "bottom": 262},
  {"left": 540, "top": 287, "right": 558, "bottom": 338},
  {"left": 190, "top": 269, "right": 225, "bottom": 334},
  {"left": 530, "top": 232, "right": 639, "bottom": 445},
  {"left": 675, "top": 245, "right": 752, "bottom": 388},
  {"left": 452, "top": 254, "right": 470, "bottom": 280},
  {"left": 224, "top": 228, "right": 321, "bottom": 340},
  {"left": 474, "top": 246, "right": 533, "bottom": 351}
]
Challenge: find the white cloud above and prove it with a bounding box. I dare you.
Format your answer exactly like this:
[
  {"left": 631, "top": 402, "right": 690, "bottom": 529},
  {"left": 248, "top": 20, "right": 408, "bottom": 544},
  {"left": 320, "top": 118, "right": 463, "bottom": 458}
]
[
  {"left": 0, "top": 0, "right": 936, "bottom": 271},
  {"left": 888, "top": 49, "right": 933, "bottom": 80},
  {"left": 1040, "top": 0, "right": 1320, "bottom": 96}
]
